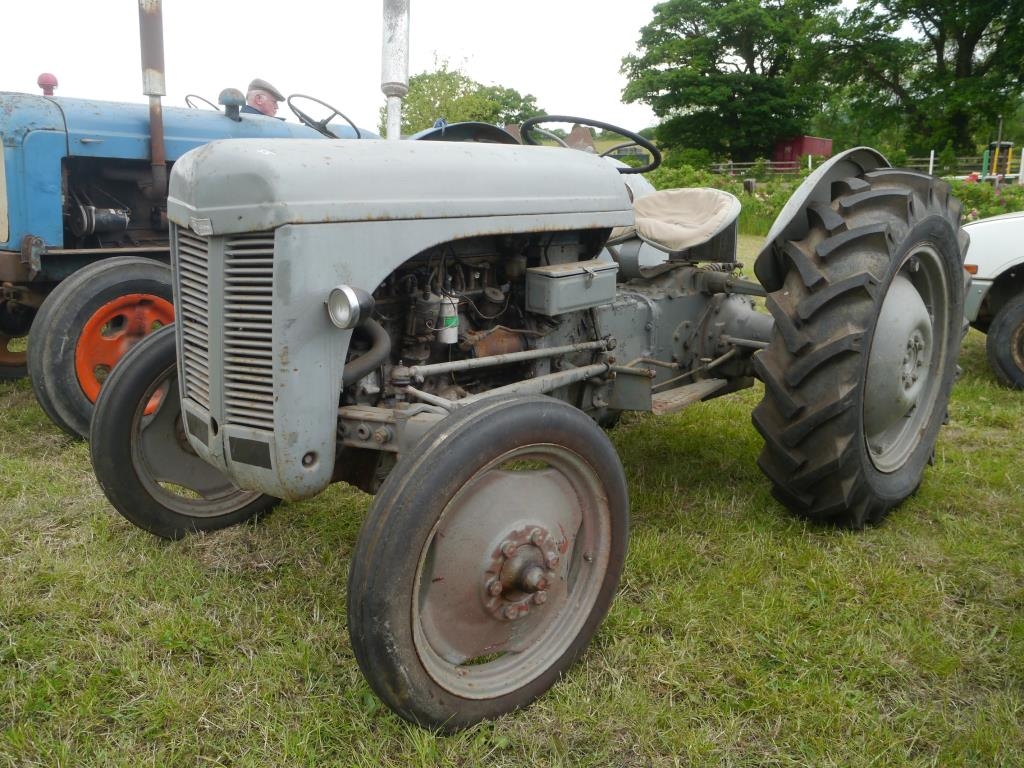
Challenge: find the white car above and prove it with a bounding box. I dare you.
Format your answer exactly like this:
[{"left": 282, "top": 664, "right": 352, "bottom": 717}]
[{"left": 963, "top": 210, "right": 1024, "bottom": 387}]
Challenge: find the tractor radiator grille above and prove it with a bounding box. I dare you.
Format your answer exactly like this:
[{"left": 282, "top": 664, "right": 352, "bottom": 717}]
[
  {"left": 174, "top": 227, "right": 276, "bottom": 432},
  {"left": 222, "top": 233, "right": 276, "bottom": 431},
  {"left": 176, "top": 228, "right": 212, "bottom": 411}
]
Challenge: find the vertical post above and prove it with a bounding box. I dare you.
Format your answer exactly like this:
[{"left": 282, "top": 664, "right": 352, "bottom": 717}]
[
  {"left": 928, "top": 150, "right": 935, "bottom": 175},
  {"left": 1018, "top": 148, "right": 1023, "bottom": 186},
  {"left": 994, "top": 114, "right": 1004, "bottom": 189},
  {"left": 381, "top": 0, "right": 410, "bottom": 141},
  {"left": 138, "top": 0, "right": 167, "bottom": 200}
]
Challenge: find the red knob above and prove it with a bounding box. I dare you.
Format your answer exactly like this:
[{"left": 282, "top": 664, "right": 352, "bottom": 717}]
[{"left": 37, "top": 73, "right": 58, "bottom": 96}]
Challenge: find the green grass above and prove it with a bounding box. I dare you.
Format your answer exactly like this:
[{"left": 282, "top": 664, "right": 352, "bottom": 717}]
[{"left": 3, "top": 254, "right": 1023, "bottom": 765}]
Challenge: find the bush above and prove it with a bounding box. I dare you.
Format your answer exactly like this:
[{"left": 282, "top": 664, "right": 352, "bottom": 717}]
[
  {"left": 951, "top": 180, "right": 1024, "bottom": 221},
  {"left": 647, "top": 162, "right": 1024, "bottom": 236}
]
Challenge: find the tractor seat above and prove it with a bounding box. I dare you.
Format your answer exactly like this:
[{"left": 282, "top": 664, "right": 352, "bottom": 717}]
[{"left": 609, "top": 187, "right": 741, "bottom": 253}]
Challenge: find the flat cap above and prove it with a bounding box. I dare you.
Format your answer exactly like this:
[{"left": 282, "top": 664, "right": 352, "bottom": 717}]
[{"left": 247, "top": 78, "right": 284, "bottom": 101}]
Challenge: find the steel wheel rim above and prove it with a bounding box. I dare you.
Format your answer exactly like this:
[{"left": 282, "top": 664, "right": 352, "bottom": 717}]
[
  {"left": 863, "top": 245, "right": 950, "bottom": 473},
  {"left": 129, "top": 360, "right": 266, "bottom": 518},
  {"left": 75, "top": 294, "right": 175, "bottom": 404},
  {"left": 412, "top": 443, "right": 612, "bottom": 699}
]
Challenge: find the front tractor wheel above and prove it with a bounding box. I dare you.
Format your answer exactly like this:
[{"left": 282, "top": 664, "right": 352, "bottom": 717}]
[
  {"left": 753, "top": 169, "right": 965, "bottom": 527},
  {"left": 347, "top": 396, "right": 629, "bottom": 731},
  {"left": 89, "top": 325, "right": 279, "bottom": 539}
]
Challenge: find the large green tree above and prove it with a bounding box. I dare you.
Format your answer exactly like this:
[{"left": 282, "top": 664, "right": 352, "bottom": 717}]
[
  {"left": 379, "top": 62, "right": 544, "bottom": 136},
  {"left": 622, "top": 0, "right": 840, "bottom": 161},
  {"left": 822, "top": 0, "right": 1024, "bottom": 153}
]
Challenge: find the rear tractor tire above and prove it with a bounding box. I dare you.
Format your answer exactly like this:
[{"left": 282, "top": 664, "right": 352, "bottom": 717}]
[{"left": 752, "top": 169, "right": 966, "bottom": 527}]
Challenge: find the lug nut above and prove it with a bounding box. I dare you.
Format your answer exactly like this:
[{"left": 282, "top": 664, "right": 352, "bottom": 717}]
[
  {"left": 487, "top": 579, "right": 503, "bottom": 596},
  {"left": 520, "top": 566, "right": 547, "bottom": 592},
  {"left": 504, "top": 605, "right": 522, "bottom": 620},
  {"left": 533, "top": 590, "right": 548, "bottom": 606},
  {"left": 501, "top": 541, "right": 517, "bottom": 558},
  {"left": 530, "top": 528, "right": 545, "bottom": 545},
  {"left": 547, "top": 553, "right": 560, "bottom": 569}
]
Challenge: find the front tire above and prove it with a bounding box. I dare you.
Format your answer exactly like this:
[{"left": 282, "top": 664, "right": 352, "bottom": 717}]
[
  {"left": 752, "top": 169, "right": 966, "bottom": 527},
  {"left": 89, "top": 325, "right": 278, "bottom": 539},
  {"left": 28, "top": 257, "right": 174, "bottom": 439},
  {"left": 347, "top": 396, "right": 629, "bottom": 731},
  {"left": 985, "top": 293, "right": 1024, "bottom": 388}
]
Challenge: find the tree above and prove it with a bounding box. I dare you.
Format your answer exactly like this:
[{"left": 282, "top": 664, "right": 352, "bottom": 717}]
[
  {"left": 825, "top": 0, "right": 1024, "bottom": 153},
  {"left": 621, "top": 0, "right": 840, "bottom": 161},
  {"left": 378, "top": 62, "right": 544, "bottom": 136}
]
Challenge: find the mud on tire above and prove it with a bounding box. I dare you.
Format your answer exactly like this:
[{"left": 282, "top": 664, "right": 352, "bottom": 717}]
[{"left": 752, "top": 169, "right": 966, "bottom": 527}]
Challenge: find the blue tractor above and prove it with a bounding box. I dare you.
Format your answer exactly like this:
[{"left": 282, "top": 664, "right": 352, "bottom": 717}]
[{"left": 0, "top": 82, "right": 368, "bottom": 438}]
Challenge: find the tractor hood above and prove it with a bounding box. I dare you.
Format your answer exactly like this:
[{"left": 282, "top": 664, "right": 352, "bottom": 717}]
[
  {"left": 167, "top": 139, "right": 635, "bottom": 235},
  {"left": 0, "top": 92, "right": 336, "bottom": 161}
]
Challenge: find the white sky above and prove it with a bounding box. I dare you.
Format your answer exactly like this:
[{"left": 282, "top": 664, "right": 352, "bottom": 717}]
[{"left": 3, "top": 1, "right": 658, "bottom": 133}]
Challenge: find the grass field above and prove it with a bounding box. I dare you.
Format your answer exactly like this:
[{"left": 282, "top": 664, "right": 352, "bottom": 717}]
[{"left": 2, "top": 237, "right": 1023, "bottom": 766}]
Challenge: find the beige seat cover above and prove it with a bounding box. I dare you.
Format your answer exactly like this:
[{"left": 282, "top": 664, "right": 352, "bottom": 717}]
[{"left": 610, "top": 187, "right": 741, "bottom": 252}]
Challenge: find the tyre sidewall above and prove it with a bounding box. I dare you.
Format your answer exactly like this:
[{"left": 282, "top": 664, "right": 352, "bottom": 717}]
[
  {"left": 31, "top": 257, "right": 172, "bottom": 439},
  {"left": 985, "top": 292, "right": 1024, "bottom": 388},
  {"left": 89, "top": 325, "right": 275, "bottom": 539},
  {"left": 348, "top": 396, "right": 629, "bottom": 730},
  {"left": 857, "top": 215, "right": 964, "bottom": 503}
]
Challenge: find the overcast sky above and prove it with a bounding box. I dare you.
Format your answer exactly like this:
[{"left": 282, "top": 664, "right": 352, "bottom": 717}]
[{"left": 4, "top": 1, "right": 658, "bottom": 133}]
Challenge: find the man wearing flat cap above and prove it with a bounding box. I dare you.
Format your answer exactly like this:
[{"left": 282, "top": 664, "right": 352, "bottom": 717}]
[{"left": 243, "top": 78, "right": 284, "bottom": 117}]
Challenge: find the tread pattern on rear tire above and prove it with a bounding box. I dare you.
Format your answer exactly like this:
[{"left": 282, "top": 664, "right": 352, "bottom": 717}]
[{"left": 752, "top": 169, "right": 965, "bottom": 527}]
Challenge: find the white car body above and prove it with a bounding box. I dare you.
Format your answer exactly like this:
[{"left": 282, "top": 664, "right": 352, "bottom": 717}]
[
  {"left": 961, "top": 208, "right": 1024, "bottom": 388},
  {"left": 963, "top": 209, "right": 1024, "bottom": 324}
]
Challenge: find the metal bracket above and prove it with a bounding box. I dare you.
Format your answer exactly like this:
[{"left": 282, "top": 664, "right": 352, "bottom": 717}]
[{"left": 20, "top": 235, "right": 45, "bottom": 279}]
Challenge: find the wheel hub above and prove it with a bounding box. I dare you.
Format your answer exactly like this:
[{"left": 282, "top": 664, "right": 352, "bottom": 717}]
[
  {"left": 484, "top": 525, "right": 563, "bottom": 621},
  {"left": 864, "top": 273, "right": 932, "bottom": 442}
]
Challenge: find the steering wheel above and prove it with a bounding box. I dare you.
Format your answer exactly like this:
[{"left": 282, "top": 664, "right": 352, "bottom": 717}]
[
  {"left": 185, "top": 94, "right": 220, "bottom": 111},
  {"left": 287, "top": 94, "right": 361, "bottom": 139},
  {"left": 519, "top": 115, "right": 661, "bottom": 174}
]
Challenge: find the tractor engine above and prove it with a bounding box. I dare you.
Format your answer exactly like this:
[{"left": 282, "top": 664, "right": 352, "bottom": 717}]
[{"left": 165, "top": 137, "right": 771, "bottom": 501}]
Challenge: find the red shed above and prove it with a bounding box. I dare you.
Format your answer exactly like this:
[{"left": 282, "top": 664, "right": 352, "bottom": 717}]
[{"left": 773, "top": 136, "right": 833, "bottom": 167}]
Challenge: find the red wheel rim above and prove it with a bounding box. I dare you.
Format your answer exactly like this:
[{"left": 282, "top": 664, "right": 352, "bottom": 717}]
[{"left": 74, "top": 294, "right": 175, "bottom": 407}]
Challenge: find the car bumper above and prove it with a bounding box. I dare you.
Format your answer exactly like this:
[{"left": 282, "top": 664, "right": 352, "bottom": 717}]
[{"left": 965, "top": 277, "right": 992, "bottom": 323}]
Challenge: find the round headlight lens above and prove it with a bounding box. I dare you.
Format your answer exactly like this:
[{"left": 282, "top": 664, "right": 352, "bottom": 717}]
[{"left": 327, "top": 285, "right": 361, "bottom": 329}]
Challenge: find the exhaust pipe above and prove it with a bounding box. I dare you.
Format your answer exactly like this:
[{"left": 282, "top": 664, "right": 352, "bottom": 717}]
[
  {"left": 138, "top": 0, "right": 168, "bottom": 201},
  {"left": 381, "top": 0, "right": 410, "bottom": 140}
]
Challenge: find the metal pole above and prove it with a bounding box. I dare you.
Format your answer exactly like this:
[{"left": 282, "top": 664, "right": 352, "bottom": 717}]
[
  {"left": 138, "top": 0, "right": 167, "bottom": 200},
  {"left": 994, "top": 114, "right": 1004, "bottom": 189},
  {"left": 381, "top": 0, "right": 410, "bottom": 140},
  {"left": 928, "top": 149, "right": 935, "bottom": 175}
]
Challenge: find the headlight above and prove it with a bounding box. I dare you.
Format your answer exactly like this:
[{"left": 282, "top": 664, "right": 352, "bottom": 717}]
[{"left": 327, "top": 285, "right": 374, "bottom": 329}]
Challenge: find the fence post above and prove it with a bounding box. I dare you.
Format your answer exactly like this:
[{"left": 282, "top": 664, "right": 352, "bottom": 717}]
[{"left": 928, "top": 150, "right": 935, "bottom": 175}]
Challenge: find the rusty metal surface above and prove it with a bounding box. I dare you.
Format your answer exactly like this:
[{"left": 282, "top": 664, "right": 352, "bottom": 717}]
[
  {"left": 137, "top": 1, "right": 166, "bottom": 97},
  {"left": 467, "top": 327, "right": 526, "bottom": 358},
  {"left": 412, "top": 441, "right": 612, "bottom": 698}
]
